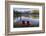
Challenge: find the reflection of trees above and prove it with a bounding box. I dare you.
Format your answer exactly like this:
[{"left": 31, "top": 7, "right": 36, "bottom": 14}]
[{"left": 14, "top": 10, "right": 21, "bottom": 21}]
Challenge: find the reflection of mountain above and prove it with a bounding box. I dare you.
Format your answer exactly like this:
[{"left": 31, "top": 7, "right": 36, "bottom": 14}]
[{"left": 14, "top": 17, "right": 39, "bottom": 26}]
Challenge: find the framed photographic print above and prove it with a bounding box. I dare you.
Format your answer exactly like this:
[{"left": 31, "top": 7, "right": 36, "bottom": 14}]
[{"left": 5, "top": 0, "right": 45, "bottom": 36}]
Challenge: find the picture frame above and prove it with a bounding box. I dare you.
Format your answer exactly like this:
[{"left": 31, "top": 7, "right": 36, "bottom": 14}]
[{"left": 5, "top": 0, "right": 45, "bottom": 36}]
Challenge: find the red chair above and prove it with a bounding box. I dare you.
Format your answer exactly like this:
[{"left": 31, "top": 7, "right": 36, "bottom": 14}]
[
  {"left": 27, "top": 21, "right": 30, "bottom": 26},
  {"left": 22, "top": 21, "right": 25, "bottom": 24}
]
